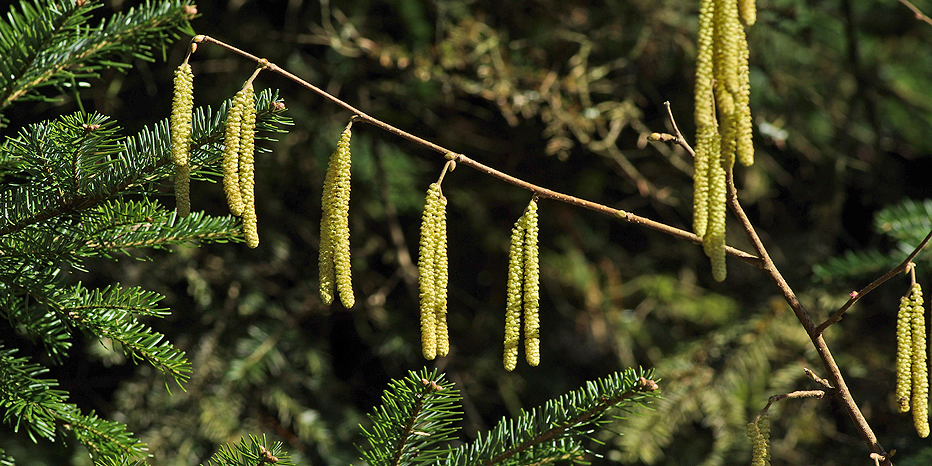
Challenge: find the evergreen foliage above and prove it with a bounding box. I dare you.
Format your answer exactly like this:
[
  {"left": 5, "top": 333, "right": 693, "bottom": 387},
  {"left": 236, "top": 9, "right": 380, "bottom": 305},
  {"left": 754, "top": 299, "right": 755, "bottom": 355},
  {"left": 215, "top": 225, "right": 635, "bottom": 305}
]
[{"left": 0, "top": 1, "right": 291, "bottom": 462}]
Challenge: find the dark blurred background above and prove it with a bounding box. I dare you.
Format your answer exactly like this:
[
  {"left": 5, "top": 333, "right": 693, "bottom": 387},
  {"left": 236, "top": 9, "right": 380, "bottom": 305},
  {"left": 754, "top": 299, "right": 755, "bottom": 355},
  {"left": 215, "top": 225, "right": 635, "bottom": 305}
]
[{"left": 3, "top": 0, "right": 932, "bottom": 464}]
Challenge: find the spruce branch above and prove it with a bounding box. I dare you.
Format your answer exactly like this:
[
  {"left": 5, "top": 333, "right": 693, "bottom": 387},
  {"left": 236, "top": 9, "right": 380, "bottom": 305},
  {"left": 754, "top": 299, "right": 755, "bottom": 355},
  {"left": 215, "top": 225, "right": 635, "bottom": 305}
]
[
  {"left": 200, "top": 434, "right": 293, "bottom": 466},
  {"left": 0, "top": 345, "right": 147, "bottom": 460},
  {"left": 0, "top": 0, "right": 198, "bottom": 112}
]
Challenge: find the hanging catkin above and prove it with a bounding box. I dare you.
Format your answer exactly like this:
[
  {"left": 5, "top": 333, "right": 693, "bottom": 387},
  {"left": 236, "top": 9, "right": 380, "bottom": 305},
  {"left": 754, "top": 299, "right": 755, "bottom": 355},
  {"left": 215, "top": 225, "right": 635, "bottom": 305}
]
[
  {"left": 319, "top": 124, "right": 354, "bottom": 308},
  {"left": 896, "top": 290, "right": 915, "bottom": 413},
  {"left": 908, "top": 283, "right": 929, "bottom": 437},
  {"left": 222, "top": 90, "right": 246, "bottom": 216},
  {"left": 238, "top": 85, "right": 259, "bottom": 248},
  {"left": 503, "top": 217, "right": 525, "bottom": 371},
  {"left": 418, "top": 183, "right": 448, "bottom": 360},
  {"left": 170, "top": 63, "right": 194, "bottom": 217},
  {"left": 503, "top": 199, "right": 542, "bottom": 370},
  {"left": 523, "top": 200, "right": 540, "bottom": 366}
]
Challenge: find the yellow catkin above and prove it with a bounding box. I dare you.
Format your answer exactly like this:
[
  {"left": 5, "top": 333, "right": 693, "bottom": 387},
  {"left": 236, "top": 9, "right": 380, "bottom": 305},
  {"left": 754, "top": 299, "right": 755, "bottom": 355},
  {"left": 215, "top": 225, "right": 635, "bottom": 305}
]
[
  {"left": 434, "top": 194, "right": 450, "bottom": 357},
  {"left": 523, "top": 200, "right": 541, "bottom": 367},
  {"left": 909, "top": 284, "right": 929, "bottom": 437},
  {"left": 222, "top": 90, "right": 246, "bottom": 216},
  {"left": 693, "top": 125, "right": 715, "bottom": 237},
  {"left": 418, "top": 183, "right": 443, "bottom": 360},
  {"left": 695, "top": 0, "right": 716, "bottom": 130},
  {"left": 897, "top": 292, "right": 915, "bottom": 413},
  {"left": 170, "top": 63, "right": 194, "bottom": 217},
  {"left": 747, "top": 419, "right": 763, "bottom": 466},
  {"left": 713, "top": 0, "right": 740, "bottom": 96},
  {"left": 739, "top": 0, "right": 757, "bottom": 27},
  {"left": 757, "top": 414, "right": 771, "bottom": 466},
  {"left": 703, "top": 132, "right": 727, "bottom": 282},
  {"left": 319, "top": 125, "right": 353, "bottom": 306},
  {"left": 238, "top": 85, "right": 259, "bottom": 249},
  {"left": 504, "top": 217, "right": 526, "bottom": 371},
  {"left": 735, "top": 27, "right": 754, "bottom": 167}
]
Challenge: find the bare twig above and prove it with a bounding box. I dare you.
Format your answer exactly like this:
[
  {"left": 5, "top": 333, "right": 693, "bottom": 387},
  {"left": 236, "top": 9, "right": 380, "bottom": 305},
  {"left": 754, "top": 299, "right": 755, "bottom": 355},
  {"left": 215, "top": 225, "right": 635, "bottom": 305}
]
[
  {"left": 815, "top": 228, "right": 932, "bottom": 335},
  {"left": 756, "top": 390, "right": 826, "bottom": 422},
  {"left": 193, "top": 35, "right": 763, "bottom": 267},
  {"left": 898, "top": 0, "right": 932, "bottom": 26}
]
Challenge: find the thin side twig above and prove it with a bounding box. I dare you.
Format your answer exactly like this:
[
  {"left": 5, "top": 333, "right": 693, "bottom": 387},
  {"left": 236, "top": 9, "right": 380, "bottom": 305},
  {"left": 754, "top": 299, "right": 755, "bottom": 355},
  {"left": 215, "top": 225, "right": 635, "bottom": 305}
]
[{"left": 815, "top": 227, "right": 932, "bottom": 335}]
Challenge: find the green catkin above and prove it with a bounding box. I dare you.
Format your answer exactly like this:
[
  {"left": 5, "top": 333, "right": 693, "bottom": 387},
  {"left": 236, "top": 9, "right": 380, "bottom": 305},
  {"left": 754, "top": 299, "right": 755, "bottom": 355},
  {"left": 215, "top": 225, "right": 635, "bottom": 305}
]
[
  {"left": 704, "top": 132, "right": 727, "bottom": 282},
  {"left": 695, "top": 0, "right": 715, "bottom": 130},
  {"left": 897, "top": 292, "right": 915, "bottom": 413},
  {"left": 909, "top": 284, "right": 929, "bottom": 437},
  {"left": 504, "top": 217, "right": 526, "bottom": 371},
  {"left": 523, "top": 200, "right": 541, "bottom": 366},
  {"left": 170, "top": 63, "right": 194, "bottom": 217},
  {"left": 739, "top": 0, "right": 757, "bottom": 27},
  {"left": 434, "top": 194, "right": 450, "bottom": 357},
  {"left": 713, "top": 0, "right": 740, "bottom": 96},
  {"left": 735, "top": 29, "right": 754, "bottom": 167},
  {"left": 238, "top": 85, "right": 259, "bottom": 248},
  {"left": 319, "top": 125, "right": 354, "bottom": 306},
  {"left": 693, "top": 125, "right": 714, "bottom": 237},
  {"left": 418, "top": 183, "right": 444, "bottom": 360},
  {"left": 757, "top": 414, "right": 771, "bottom": 466},
  {"left": 222, "top": 90, "right": 246, "bottom": 216}
]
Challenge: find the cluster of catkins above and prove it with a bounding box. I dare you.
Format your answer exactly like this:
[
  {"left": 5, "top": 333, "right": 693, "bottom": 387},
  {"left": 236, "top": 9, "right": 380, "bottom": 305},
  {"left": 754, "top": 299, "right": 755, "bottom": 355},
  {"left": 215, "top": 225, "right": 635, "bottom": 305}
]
[
  {"left": 693, "top": 0, "right": 756, "bottom": 281},
  {"left": 503, "top": 199, "right": 541, "bottom": 371},
  {"left": 222, "top": 84, "right": 260, "bottom": 248},
  {"left": 418, "top": 183, "right": 449, "bottom": 360},
  {"left": 169, "top": 52, "right": 261, "bottom": 248},
  {"left": 319, "top": 124, "right": 355, "bottom": 309},
  {"left": 746, "top": 413, "right": 770, "bottom": 466},
  {"left": 895, "top": 282, "right": 929, "bottom": 437}
]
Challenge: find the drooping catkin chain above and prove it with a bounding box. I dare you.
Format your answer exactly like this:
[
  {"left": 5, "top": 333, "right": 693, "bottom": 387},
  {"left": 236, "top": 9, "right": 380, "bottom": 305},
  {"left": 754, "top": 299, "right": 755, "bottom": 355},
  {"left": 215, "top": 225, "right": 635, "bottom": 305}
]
[
  {"left": 693, "top": 0, "right": 756, "bottom": 281},
  {"left": 319, "top": 123, "right": 355, "bottom": 308},
  {"left": 170, "top": 63, "right": 194, "bottom": 217},
  {"left": 747, "top": 413, "right": 771, "bottom": 466},
  {"left": 418, "top": 183, "right": 449, "bottom": 360},
  {"left": 503, "top": 199, "right": 542, "bottom": 371},
  {"left": 238, "top": 85, "right": 259, "bottom": 248}
]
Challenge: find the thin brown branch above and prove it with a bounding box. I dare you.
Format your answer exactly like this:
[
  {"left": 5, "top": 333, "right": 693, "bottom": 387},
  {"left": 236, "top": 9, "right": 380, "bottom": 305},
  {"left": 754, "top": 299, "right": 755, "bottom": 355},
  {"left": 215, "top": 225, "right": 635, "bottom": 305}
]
[
  {"left": 898, "top": 0, "right": 932, "bottom": 26},
  {"left": 193, "top": 35, "right": 763, "bottom": 268},
  {"left": 815, "top": 228, "right": 932, "bottom": 335},
  {"left": 756, "top": 390, "right": 826, "bottom": 422}
]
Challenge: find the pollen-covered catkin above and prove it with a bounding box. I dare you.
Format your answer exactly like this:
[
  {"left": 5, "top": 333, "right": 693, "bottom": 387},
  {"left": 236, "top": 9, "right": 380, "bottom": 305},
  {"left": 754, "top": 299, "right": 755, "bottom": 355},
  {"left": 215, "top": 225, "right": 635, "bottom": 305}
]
[
  {"left": 738, "top": 0, "right": 757, "bottom": 27},
  {"left": 693, "top": 126, "right": 714, "bottom": 237},
  {"left": 523, "top": 200, "right": 541, "bottom": 366},
  {"left": 735, "top": 28, "right": 754, "bottom": 167},
  {"left": 713, "top": 0, "right": 740, "bottom": 96},
  {"left": 170, "top": 63, "right": 194, "bottom": 217},
  {"left": 897, "top": 292, "right": 915, "bottom": 413},
  {"left": 434, "top": 194, "right": 450, "bottom": 357},
  {"left": 319, "top": 125, "right": 354, "bottom": 307},
  {"left": 504, "top": 218, "right": 526, "bottom": 371},
  {"left": 418, "top": 183, "right": 444, "bottom": 360},
  {"left": 695, "top": 0, "right": 716, "bottom": 130},
  {"left": 757, "top": 414, "right": 771, "bottom": 466},
  {"left": 704, "top": 132, "right": 727, "bottom": 282},
  {"left": 908, "top": 284, "right": 929, "bottom": 437},
  {"left": 238, "top": 85, "right": 259, "bottom": 248},
  {"left": 222, "top": 90, "right": 246, "bottom": 216}
]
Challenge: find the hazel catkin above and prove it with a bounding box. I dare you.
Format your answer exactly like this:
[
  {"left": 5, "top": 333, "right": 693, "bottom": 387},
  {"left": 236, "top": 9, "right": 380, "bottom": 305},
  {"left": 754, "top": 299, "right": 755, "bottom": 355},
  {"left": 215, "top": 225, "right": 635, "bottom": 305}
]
[
  {"left": 896, "top": 292, "right": 915, "bottom": 413},
  {"left": 319, "top": 124, "right": 355, "bottom": 308},
  {"left": 238, "top": 85, "right": 259, "bottom": 248},
  {"left": 523, "top": 200, "right": 541, "bottom": 366},
  {"left": 170, "top": 63, "right": 194, "bottom": 217},
  {"left": 222, "top": 90, "right": 246, "bottom": 217},
  {"left": 909, "top": 284, "right": 929, "bottom": 437},
  {"left": 418, "top": 183, "right": 447, "bottom": 360},
  {"left": 504, "top": 218, "right": 525, "bottom": 371}
]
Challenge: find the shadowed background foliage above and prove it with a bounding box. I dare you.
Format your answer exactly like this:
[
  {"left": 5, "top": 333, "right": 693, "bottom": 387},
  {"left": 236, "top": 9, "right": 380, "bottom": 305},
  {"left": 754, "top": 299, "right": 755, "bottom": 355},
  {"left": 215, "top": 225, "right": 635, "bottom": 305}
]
[{"left": 3, "top": 0, "right": 932, "bottom": 465}]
